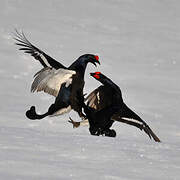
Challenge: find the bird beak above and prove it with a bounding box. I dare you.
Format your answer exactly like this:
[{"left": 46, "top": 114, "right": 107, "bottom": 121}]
[
  {"left": 90, "top": 73, "right": 95, "bottom": 76},
  {"left": 91, "top": 56, "right": 100, "bottom": 66},
  {"left": 91, "top": 61, "right": 100, "bottom": 67},
  {"left": 96, "top": 60, "right": 100, "bottom": 65},
  {"left": 92, "top": 61, "right": 97, "bottom": 67}
]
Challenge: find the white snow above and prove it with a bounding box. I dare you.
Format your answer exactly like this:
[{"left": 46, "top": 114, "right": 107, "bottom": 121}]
[{"left": 0, "top": 0, "right": 180, "bottom": 179}]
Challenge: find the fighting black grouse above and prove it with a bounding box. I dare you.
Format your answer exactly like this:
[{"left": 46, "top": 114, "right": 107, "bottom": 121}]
[
  {"left": 75, "top": 72, "right": 161, "bottom": 142},
  {"left": 14, "top": 30, "right": 100, "bottom": 120}
]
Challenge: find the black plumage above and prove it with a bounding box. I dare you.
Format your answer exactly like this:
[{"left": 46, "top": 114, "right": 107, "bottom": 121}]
[
  {"left": 78, "top": 72, "right": 161, "bottom": 142},
  {"left": 14, "top": 30, "right": 100, "bottom": 120}
]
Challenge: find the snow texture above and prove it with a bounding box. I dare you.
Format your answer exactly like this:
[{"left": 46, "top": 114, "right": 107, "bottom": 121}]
[{"left": 0, "top": 0, "right": 180, "bottom": 179}]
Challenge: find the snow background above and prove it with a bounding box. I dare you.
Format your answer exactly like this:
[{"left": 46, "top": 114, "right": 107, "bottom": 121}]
[{"left": 0, "top": 0, "right": 180, "bottom": 179}]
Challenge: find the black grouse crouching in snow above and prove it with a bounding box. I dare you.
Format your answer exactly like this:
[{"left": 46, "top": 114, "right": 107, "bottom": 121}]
[
  {"left": 76, "top": 72, "right": 161, "bottom": 141},
  {"left": 14, "top": 30, "right": 100, "bottom": 120}
]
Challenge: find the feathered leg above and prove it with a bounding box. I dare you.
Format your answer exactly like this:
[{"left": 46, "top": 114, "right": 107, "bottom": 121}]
[
  {"left": 26, "top": 103, "right": 58, "bottom": 120},
  {"left": 26, "top": 106, "right": 49, "bottom": 120}
]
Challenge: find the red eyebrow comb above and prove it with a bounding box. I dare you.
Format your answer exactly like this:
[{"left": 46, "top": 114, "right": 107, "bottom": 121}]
[{"left": 94, "top": 55, "right": 99, "bottom": 61}]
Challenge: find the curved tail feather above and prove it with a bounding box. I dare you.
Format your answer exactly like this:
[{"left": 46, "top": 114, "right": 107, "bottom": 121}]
[
  {"left": 142, "top": 123, "right": 161, "bottom": 142},
  {"left": 114, "top": 117, "right": 161, "bottom": 142},
  {"left": 119, "top": 104, "right": 161, "bottom": 142}
]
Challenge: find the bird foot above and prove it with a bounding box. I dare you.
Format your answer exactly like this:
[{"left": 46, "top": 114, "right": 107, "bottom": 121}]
[
  {"left": 89, "top": 128, "right": 116, "bottom": 137},
  {"left": 102, "top": 129, "right": 116, "bottom": 137},
  {"left": 68, "top": 117, "right": 81, "bottom": 128},
  {"left": 89, "top": 127, "right": 101, "bottom": 136}
]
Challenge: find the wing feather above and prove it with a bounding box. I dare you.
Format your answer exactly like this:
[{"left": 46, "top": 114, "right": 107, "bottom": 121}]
[
  {"left": 31, "top": 67, "right": 76, "bottom": 97},
  {"left": 14, "top": 30, "right": 66, "bottom": 69},
  {"left": 85, "top": 86, "right": 113, "bottom": 111}
]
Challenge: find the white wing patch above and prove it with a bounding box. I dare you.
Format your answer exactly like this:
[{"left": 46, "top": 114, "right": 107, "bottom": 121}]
[
  {"left": 31, "top": 67, "right": 76, "bottom": 97},
  {"left": 86, "top": 90, "right": 98, "bottom": 108},
  {"left": 50, "top": 105, "right": 72, "bottom": 116},
  {"left": 97, "top": 91, "right": 100, "bottom": 104}
]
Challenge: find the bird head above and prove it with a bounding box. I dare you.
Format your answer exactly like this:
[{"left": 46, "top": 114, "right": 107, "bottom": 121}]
[
  {"left": 80, "top": 54, "right": 100, "bottom": 67},
  {"left": 90, "top": 72, "right": 120, "bottom": 92},
  {"left": 90, "top": 72, "right": 105, "bottom": 80},
  {"left": 89, "top": 54, "right": 100, "bottom": 67},
  {"left": 68, "top": 54, "right": 100, "bottom": 76}
]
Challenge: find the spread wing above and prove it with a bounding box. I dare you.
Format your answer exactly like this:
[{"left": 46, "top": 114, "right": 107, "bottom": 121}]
[
  {"left": 31, "top": 67, "right": 76, "bottom": 97},
  {"left": 85, "top": 85, "right": 113, "bottom": 111},
  {"left": 14, "top": 30, "right": 66, "bottom": 69}
]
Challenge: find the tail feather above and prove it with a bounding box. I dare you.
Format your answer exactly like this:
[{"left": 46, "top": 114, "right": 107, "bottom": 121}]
[
  {"left": 142, "top": 123, "right": 161, "bottom": 142},
  {"left": 120, "top": 103, "right": 161, "bottom": 142}
]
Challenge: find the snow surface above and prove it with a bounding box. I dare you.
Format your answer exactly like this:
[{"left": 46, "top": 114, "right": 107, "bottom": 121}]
[{"left": 0, "top": 0, "right": 180, "bottom": 179}]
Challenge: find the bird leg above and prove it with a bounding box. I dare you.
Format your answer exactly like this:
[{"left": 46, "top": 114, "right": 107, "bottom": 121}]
[
  {"left": 26, "top": 103, "right": 57, "bottom": 120},
  {"left": 26, "top": 106, "right": 49, "bottom": 120}
]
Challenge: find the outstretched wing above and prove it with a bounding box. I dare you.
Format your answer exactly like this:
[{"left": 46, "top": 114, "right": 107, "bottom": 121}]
[
  {"left": 85, "top": 85, "right": 113, "bottom": 111},
  {"left": 31, "top": 67, "right": 76, "bottom": 97},
  {"left": 112, "top": 111, "right": 161, "bottom": 142},
  {"left": 14, "top": 30, "right": 66, "bottom": 69}
]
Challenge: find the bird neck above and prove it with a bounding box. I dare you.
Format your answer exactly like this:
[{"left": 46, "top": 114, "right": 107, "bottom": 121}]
[
  {"left": 101, "top": 77, "right": 117, "bottom": 89},
  {"left": 102, "top": 79, "right": 124, "bottom": 106},
  {"left": 101, "top": 78, "right": 122, "bottom": 95},
  {"left": 69, "top": 60, "right": 87, "bottom": 77}
]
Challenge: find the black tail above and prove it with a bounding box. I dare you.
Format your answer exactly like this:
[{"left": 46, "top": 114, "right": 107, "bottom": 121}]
[
  {"left": 118, "top": 103, "right": 161, "bottom": 142},
  {"left": 141, "top": 123, "right": 161, "bottom": 142},
  {"left": 26, "top": 106, "right": 49, "bottom": 120},
  {"left": 115, "top": 117, "right": 161, "bottom": 142}
]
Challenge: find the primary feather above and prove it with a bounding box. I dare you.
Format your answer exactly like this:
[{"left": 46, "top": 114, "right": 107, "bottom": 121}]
[{"left": 14, "top": 30, "right": 66, "bottom": 69}]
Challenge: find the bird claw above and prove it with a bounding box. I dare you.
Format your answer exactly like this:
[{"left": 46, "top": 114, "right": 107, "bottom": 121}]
[
  {"left": 102, "top": 129, "right": 116, "bottom": 137},
  {"left": 26, "top": 106, "right": 38, "bottom": 120},
  {"left": 68, "top": 117, "right": 80, "bottom": 128}
]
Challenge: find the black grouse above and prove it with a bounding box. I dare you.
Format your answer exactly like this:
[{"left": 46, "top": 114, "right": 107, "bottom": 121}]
[
  {"left": 14, "top": 30, "right": 100, "bottom": 120},
  {"left": 75, "top": 72, "right": 161, "bottom": 142}
]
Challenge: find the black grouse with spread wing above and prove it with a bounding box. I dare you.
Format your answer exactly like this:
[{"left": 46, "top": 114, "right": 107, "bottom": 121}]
[
  {"left": 78, "top": 72, "right": 161, "bottom": 142},
  {"left": 14, "top": 31, "right": 100, "bottom": 120}
]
